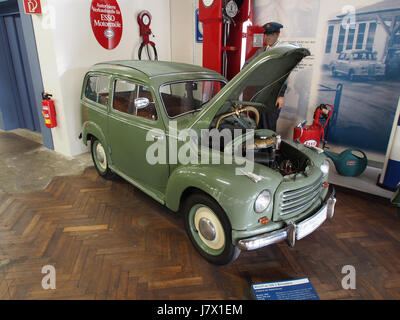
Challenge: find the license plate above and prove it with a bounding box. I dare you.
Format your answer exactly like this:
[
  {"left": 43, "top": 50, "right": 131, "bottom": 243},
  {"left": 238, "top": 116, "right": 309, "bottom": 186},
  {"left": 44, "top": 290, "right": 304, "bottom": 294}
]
[{"left": 296, "top": 205, "right": 327, "bottom": 240}]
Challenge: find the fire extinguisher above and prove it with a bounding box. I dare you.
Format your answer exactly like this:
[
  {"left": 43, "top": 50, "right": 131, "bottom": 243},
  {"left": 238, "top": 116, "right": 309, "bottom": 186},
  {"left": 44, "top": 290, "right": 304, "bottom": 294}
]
[
  {"left": 41, "top": 92, "right": 57, "bottom": 128},
  {"left": 293, "top": 104, "right": 334, "bottom": 148}
]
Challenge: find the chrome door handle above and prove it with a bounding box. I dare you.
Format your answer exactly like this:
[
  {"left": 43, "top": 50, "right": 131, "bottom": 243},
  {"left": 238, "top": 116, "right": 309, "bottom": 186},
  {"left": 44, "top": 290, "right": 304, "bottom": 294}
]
[{"left": 151, "top": 134, "right": 164, "bottom": 141}]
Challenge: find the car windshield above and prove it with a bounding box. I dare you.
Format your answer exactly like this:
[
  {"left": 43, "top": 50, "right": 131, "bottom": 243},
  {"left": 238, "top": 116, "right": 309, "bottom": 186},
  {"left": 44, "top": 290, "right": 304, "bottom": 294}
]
[
  {"left": 160, "top": 80, "right": 226, "bottom": 118},
  {"left": 352, "top": 52, "right": 377, "bottom": 61}
]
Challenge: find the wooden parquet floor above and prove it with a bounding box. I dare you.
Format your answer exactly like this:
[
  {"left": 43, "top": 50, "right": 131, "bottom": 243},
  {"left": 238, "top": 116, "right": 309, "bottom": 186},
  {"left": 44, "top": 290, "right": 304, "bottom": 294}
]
[{"left": 0, "top": 167, "right": 399, "bottom": 300}]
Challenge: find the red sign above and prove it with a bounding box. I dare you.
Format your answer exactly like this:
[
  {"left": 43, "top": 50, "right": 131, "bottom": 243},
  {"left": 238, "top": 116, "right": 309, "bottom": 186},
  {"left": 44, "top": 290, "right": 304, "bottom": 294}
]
[
  {"left": 90, "top": 0, "right": 123, "bottom": 50},
  {"left": 23, "top": 0, "right": 42, "bottom": 14}
]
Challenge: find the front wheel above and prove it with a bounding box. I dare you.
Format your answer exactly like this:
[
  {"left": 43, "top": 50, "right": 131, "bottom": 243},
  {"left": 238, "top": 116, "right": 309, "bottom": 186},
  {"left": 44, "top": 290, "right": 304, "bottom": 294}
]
[{"left": 183, "top": 193, "right": 240, "bottom": 265}]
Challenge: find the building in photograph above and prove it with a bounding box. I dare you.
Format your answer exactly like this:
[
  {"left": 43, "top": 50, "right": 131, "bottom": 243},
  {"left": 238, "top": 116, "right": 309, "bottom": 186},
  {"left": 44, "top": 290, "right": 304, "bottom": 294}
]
[{"left": 323, "top": 0, "right": 400, "bottom": 77}]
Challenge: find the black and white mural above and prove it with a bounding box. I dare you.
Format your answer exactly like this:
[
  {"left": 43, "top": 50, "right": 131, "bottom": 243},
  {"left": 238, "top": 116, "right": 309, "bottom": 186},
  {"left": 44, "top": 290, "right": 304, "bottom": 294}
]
[{"left": 254, "top": 0, "right": 400, "bottom": 162}]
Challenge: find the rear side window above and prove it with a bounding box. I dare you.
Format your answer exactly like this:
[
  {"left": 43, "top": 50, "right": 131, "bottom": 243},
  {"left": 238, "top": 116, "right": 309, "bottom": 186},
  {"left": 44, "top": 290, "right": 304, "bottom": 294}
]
[
  {"left": 113, "top": 79, "right": 158, "bottom": 121},
  {"left": 85, "top": 75, "right": 110, "bottom": 106}
]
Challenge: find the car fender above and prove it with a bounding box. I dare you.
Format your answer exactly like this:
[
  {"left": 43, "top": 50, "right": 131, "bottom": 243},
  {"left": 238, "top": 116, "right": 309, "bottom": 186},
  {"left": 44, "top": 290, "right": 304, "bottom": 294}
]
[
  {"left": 165, "top": 164, "right": 282, "bottom": 230},
  {"left": 82, "top": 121, "right": 112, "bottom": 165}
]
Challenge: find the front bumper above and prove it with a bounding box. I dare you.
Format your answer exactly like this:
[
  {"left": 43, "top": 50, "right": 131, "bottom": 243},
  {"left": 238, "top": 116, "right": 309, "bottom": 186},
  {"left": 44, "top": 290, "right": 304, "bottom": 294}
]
[{"left": 237, "top": 187, "right": 336, "bottom": 251}]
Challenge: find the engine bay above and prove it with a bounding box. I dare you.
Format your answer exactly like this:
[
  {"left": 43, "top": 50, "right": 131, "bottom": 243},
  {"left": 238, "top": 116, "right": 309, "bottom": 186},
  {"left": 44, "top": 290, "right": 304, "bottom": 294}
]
[
  {"left": 209, "top": 101, "right": 311, "bottom": 176},
  {"left": 242, "top": 134, "right": 311, "bottom": 176}
]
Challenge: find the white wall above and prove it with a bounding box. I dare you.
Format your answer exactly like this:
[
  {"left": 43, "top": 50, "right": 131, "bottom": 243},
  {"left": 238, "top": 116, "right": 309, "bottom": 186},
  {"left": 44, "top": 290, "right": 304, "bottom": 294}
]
[
  {"left": 170, "top": 0, "right": 202, "bottom": 66},
  {"left": 31, "top": 0, "right": 171, "bottom": 156}
]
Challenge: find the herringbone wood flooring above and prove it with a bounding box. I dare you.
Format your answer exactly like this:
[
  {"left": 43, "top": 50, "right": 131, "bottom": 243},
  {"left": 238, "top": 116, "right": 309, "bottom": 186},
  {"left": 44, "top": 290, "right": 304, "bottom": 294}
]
[{"left": 0, "top": 167, "right": 399, "bottom": 300}]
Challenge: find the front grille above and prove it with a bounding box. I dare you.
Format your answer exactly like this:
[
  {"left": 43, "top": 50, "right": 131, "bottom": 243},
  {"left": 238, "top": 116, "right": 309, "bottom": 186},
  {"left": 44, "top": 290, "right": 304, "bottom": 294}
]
[{"left": 278, "top": 175, "right": 323, "bottom": 217}]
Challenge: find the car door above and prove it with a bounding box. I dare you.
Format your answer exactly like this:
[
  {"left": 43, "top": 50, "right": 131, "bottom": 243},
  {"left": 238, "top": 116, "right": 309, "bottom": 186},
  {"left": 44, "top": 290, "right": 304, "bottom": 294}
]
[
  {"left": 108, "top": 77, "right": 169, "bottom": 194},
  {"left": 342, "top": 53, "right": 351, "bottom": 74},
  {"left": 336, "top": 53, "right": 346, "bottom": 74}
]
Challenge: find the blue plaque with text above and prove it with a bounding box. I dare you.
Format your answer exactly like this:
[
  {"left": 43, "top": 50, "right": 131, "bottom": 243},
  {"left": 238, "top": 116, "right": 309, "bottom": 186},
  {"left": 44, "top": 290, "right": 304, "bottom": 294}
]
[{"left": 252, "top": 278, "right": 319, "bottom": 300}]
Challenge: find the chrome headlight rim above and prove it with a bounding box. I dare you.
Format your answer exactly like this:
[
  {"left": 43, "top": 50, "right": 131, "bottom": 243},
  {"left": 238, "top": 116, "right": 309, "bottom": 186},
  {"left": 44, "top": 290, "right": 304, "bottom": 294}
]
[
  {"left": 321, "top": 159, "right": 330, "bottom": 177},
  {"left": 254, "top": 190, "right": 272, "bottom": 213}
]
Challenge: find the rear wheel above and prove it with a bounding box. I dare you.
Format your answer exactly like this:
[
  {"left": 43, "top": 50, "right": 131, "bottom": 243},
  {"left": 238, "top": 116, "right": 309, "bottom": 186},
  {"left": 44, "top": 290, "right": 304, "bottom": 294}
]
[
  {"left": 183, "top": 193, "right": 240, "bottom": 265},
  {"left": 91, "top": 138, "right": 115, "bottom": 179}
]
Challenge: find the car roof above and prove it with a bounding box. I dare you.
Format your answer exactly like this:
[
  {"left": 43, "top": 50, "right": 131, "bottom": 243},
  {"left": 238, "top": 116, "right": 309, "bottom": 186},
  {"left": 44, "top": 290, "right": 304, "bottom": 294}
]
[{"left": 89, "top": 60, "right": 223, "bottom": 80}]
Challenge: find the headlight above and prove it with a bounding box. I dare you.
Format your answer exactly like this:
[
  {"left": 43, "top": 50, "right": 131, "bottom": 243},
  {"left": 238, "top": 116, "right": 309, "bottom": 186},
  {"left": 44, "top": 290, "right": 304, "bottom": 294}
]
[
  {"left": 254, "top": 190, "right": 272, "bottom": 213},
  {"left": 321, "top": 159, "right": 330, "bottom": 177}
]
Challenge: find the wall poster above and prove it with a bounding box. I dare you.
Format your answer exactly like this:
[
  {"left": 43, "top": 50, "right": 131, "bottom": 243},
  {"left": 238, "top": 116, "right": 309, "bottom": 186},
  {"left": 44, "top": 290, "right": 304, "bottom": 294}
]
[{"left": 254, "top": 0, "right": 400, "bottom": 163}]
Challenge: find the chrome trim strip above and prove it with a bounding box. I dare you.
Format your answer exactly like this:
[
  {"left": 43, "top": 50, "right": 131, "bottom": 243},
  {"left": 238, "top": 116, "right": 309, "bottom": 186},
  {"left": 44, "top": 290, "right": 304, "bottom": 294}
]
[
  {"left": 282, "top": 175, "right": 322, "bottom": 199},
  {"left": 108, "top": 113, "right": 154, "bottom": 131},
  {"left": 85, "top": 103, "right": 108, "bottom": 116},
  {"left": 280, "top": 184, "right": 322, "bottom": 209},
  {"left": 150, "top": 71, "right": 215, "bottom": 79},
  {"left": 107, "top": 113, "right": 183, "bottom": 141},
  {"left": 280, "top": 190, "right": 321, "bottom": 216}
]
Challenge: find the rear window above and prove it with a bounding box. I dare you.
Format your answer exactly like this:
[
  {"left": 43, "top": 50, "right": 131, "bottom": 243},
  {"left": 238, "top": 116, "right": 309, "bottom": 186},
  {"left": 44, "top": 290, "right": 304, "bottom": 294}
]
[{"left": 84, "top": 74, "right": 110, "bottom": 106}]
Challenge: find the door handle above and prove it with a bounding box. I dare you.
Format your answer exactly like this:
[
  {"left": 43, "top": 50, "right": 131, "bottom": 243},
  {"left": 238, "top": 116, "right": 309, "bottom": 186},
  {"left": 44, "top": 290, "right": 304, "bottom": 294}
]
[{"left": 151, "top": 134, "right": 164, "bottom": 141}]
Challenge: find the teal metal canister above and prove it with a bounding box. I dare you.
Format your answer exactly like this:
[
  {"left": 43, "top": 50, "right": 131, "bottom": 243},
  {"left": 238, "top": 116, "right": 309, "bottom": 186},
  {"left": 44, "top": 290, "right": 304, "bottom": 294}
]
[{"left": 324, "top": 149, "right": 368, "bottom": 177}]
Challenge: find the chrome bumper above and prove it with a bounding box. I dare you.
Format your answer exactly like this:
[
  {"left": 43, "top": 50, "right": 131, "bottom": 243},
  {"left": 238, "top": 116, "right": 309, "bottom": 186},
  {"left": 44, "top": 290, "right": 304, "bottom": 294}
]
[{"left": 237, "top": 187, "right": 336, "bottom": 251}]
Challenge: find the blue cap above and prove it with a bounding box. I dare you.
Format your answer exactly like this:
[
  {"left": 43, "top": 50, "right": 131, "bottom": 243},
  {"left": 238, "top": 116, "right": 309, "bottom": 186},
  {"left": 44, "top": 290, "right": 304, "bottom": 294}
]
[{"left": 262, "top": 22, "right": 283, "bottom": 34}]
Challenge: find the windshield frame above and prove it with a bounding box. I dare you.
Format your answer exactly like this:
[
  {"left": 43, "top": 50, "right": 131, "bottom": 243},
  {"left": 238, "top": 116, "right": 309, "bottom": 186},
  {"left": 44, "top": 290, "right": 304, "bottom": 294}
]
[{"left": 159, "top": 78, "right": 227, "bottom": 119}]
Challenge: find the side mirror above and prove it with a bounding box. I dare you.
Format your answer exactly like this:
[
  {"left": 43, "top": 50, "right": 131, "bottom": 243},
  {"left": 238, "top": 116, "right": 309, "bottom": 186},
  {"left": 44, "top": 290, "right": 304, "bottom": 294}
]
[{"left": 134, "top": 97, "right": 150, "bottom": 110}]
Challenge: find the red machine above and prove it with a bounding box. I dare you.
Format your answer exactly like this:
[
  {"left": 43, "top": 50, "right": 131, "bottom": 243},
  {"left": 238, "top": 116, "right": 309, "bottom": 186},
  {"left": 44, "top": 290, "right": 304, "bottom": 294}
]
[
  {"left": 293, "top": 104, "right": 334, "bottom": 148},
  {"left": 199, "top": 0, "right": 258, "bottom": 80},
  {"left": 245, "top": 25, "right": 266, "bottom": 62},
  {"left": 137, "top": 10, "right": 157, "bottom": 60},
  {"left": 41, "top": 92, "right": 57, "bottom": 128}
]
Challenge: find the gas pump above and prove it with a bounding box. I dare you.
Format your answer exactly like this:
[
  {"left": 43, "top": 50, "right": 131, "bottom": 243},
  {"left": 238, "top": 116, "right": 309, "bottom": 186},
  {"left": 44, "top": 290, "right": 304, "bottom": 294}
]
[{"left": 199, "top": 0, "right": 258, "bottom": 80}]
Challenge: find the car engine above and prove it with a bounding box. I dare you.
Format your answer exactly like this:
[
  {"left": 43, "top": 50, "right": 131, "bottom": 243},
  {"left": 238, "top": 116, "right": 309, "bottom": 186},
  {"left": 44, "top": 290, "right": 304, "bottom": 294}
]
[{"left": 243, "top": 134, "right": 310, "bottom": 176}]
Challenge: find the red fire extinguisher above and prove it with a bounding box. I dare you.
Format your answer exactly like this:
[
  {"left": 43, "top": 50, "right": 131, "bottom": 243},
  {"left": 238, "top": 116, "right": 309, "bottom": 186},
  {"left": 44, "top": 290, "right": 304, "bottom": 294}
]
[
  {"left": 293, "top": 104, "right": 334, "bottom": 148},
  {"left": 41, "top": 92, "right": 57, "bottom": 128}
]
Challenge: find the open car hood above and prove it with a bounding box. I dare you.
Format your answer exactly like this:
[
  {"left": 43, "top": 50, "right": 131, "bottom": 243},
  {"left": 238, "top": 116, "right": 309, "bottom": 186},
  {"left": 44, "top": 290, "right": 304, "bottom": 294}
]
[{"left": 189, "top": 43, "right": 310, "bottom": 130}]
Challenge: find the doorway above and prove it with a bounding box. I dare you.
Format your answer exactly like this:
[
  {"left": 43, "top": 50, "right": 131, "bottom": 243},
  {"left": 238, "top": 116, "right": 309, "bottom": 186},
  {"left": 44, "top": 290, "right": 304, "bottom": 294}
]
[
  {"left": 0, "top": 0, "right": 53, "bottom": 149},
  {"left": 0, "top": 12, "right": 41, "bottom": 132}
]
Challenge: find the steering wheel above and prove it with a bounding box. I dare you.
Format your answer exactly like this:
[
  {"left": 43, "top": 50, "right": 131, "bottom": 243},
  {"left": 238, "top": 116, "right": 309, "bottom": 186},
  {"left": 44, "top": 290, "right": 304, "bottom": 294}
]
[{"left": 215, "top": 106, "right": 260, "bottom": 130}]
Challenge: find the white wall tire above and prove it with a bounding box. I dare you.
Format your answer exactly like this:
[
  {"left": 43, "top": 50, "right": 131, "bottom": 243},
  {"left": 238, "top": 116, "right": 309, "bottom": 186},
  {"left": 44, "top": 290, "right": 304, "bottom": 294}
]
[
  {"left": 91, "top": 138, "right": 115, "bottom": 180},
  {"left": 183, "top": 193, "right": 241, "bottom": 265}
]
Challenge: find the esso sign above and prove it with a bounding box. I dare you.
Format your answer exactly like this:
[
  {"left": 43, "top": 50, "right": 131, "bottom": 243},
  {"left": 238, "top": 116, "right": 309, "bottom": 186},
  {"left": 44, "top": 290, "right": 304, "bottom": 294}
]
[
  {"left": 90, "top": 0, "right": 123, "bottom": 50},
  {"left": 304, "top": 140, "right": 318, "bottom": 147}
]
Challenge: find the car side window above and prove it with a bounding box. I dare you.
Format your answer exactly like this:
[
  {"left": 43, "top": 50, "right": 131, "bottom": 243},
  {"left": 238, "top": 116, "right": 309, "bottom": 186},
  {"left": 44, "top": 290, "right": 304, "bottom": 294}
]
[
  {"left": 85, "top": 75, "right": 110, "bottom": 106},
  {"left": 113, "top": 79, "right": 158, "bottom": 121}
]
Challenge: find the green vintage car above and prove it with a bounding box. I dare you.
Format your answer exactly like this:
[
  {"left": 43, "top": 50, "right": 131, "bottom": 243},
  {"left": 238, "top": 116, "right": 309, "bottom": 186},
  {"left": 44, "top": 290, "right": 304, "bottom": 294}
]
[{"left": 80, "top": 43, "right": 336, "bottom": 265}]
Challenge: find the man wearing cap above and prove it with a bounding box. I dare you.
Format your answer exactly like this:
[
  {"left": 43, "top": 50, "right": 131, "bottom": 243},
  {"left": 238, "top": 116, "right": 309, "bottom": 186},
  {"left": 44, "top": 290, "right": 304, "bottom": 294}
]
[{"left": 243, "top": 22, "right": 286, "bottom": 132}]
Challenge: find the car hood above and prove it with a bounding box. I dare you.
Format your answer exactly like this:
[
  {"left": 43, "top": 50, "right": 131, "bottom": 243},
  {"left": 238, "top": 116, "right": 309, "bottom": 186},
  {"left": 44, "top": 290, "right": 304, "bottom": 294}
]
[{"left": 188, "top": 43, "right": 310, "bottom": 130}]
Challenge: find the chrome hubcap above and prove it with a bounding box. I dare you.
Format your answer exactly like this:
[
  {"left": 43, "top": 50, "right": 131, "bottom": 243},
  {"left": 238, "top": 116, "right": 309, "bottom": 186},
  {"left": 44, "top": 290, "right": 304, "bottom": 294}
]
[
  {"left": 198, "top": 217, "right": 216, "bottom": 241},
  {"left": 194, "top": 206, "right": 225, "bottom": 251},
  {"left": 96, "top": 143, "right": 107, "bottom": 170}
]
